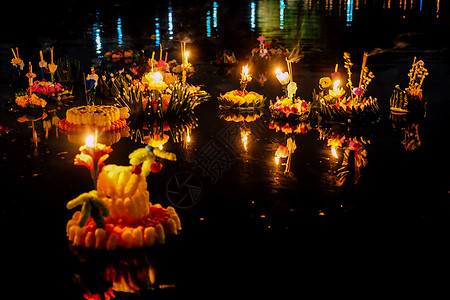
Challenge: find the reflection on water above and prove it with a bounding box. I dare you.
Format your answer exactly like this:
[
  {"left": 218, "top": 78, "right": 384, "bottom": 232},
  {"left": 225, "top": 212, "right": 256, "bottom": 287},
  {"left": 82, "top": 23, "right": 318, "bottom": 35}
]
[
  {"left": 117, "top": 18, "right": 123, "bottom": 47},
  {"left": 85, "top": 0, "right": 443, "bottom": 60}
]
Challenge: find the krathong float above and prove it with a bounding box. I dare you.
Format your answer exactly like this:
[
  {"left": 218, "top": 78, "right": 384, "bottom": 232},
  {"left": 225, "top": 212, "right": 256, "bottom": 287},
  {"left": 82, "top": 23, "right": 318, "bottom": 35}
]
[
  {"left": 15, "top": 49, "right": 74, "bottom": 104},
  {"left": 269, "top": 59, "right": 310, "bottom": 121},
  {"left": 390, "top": 57, "right": 428, "bottom": 117},
  {"left": 313, "top": 52, "right": 379, "bottom": 123},
  {"left": 115, "top": 78, "right": 209, "bottom": 120},
  {"left": 66, "top": 134, "right": 180, "bottom": 250},
  {"left": 58, "top": 105, "right": 130, "bottom": 132},
  {"left": 113, "top": 46, "right": 209, "bottom": 121},
  {"left": 14, "top": 62, "right": 48, "bottom": 110},
  {"left": 217, "top": 65, "right": 265, "bottom": 111}
]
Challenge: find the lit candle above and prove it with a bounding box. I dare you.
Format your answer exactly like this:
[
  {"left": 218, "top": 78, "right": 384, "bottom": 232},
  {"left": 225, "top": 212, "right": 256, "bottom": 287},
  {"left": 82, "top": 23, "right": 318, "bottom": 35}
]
[
  {"left": 74, "top": 134, "right": 113, "bottom": 188},
  {"left": 184, "top": 51, "right": 189, "bottom": 66},
  {"left": 40, "top": 50, "right": 44, "bottom": 62},
  {"left": 165, "top": 51, "right": 168, "bottom": 62},
  {"left": 29, "top": 61, "right": 32, "bottom": 74},
  {"left": 51, "top": 47, "right": 54, "bottom": 64},
  {"left": 275, "top": 68, "right": 290, "bottom": 85},
  {"left": 240, "top": 64, "right": 252, "bottom": 92},
  {"left": 329, "top": 79, "right": 345, "bottom": 98},
  {"left": 160, "top": 43, "right": 163, "bottom": 61}
]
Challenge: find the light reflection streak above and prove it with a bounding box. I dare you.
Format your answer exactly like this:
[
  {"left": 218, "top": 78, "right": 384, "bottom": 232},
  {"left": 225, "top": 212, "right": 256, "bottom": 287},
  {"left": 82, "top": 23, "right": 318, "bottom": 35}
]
[
  {"left": 168, "top": 3, "right": 174, "bottom": 39},
  {"left": 250, "top": 1, "right": 256, "bottom": 31},
  {"left": 213, "top": 1, "right": 218, "bottom": 28},
  {"left": 206, "top": 11, "right": 211, "bottom": 37},
  {"left": 279, "top": 0, "right": 285, "bottom": 29},
  {"left": 117, "top": 18, "right": 123, "bottom": 47},
  {"left": 93, "top": 23, "right": 102, "bottom": 56},
  {"left": 346, "top": 0, "right": 354, "bottom": 26},
  {"left": 155, "top": 17, "right": 160, "bottom": 46}
]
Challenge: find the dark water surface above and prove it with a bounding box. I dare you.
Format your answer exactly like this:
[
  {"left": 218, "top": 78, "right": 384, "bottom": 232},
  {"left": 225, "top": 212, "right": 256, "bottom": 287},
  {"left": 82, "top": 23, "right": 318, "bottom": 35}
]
[{"left": 1, "top": 0, "right": 449, "bottom": 298}]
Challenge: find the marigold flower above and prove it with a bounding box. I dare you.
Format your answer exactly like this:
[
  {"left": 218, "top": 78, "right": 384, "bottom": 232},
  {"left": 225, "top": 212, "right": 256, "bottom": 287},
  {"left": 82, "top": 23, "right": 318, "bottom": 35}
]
[{"left": 319, "top": 77, "right": 332, "bottom": 89}]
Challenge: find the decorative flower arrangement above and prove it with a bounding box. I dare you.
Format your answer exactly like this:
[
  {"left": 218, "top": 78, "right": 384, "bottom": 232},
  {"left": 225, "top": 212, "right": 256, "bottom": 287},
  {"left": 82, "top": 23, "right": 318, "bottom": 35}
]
[
  {"left": 111, "top": 44, "right": 209, "bottom": 120},
  {"left": 270, "top": 97, "right": 309, "bottom": 119},
  {"left": 218, "top": 90, "right": 265, "bottom": 110},
  {"left": 269, "top": 62, "right": 310, "bottom": 121},
  {"left": 27, "top": 79, "right": 63, "bottom": 95},
  {"left": 217, "top": 65, "right": 265, "bottom": 111},
  {"left": 116, "top": 78, "right": 209, "bottom": 120},
  {"left": 390, "top": 57, "right": 428, "bottom": 116},
  {"left": 66, "top": 134, "right": 181, "bottom": 250},
  {"left": 15, "top": 92, "right": 47, "bottom": 109},
  {"left": 313, "top": 52, "right": 379, "bottom": 123}
]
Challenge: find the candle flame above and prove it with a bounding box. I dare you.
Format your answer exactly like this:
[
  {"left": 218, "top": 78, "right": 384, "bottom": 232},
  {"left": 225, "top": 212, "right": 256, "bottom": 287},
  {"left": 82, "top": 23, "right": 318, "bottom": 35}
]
[
  {"left": 275, "top": 68, "right": 290, "bottom": 85},
  {"left": 275, "top": 156, "right": 280, "bottom": 165},
  {"left": 331, "top": 147, "right": 338, "bottom": 158},
  {"left": 86, "top": 135, "right": 95, "bottom": 147},
  {"left": 242, "top": 65, "right": 249, "bottom": 77},
  {"left": 149, "top": 72, "right": 163, "bottom": 82},
  {"left": 184, "top": 51, "right": 189, "bottom": 64},
  {"left": 186, "top": 133, "right": 191, "bottom": 143},
  {"left": 333, "top": 80, "right": 341, "bottom": 91}
]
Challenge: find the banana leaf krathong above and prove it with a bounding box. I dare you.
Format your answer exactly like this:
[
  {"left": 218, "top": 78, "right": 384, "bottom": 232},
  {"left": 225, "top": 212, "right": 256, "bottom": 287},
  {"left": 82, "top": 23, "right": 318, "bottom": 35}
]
[
  {"left": 390, "top": 86, "right": 426, "bottom": 117},
  {"left": 312, "top": 52, "right": 379, "bottom": 124},
  {"left": 115, "top": 81, "right": 210, "bottom": 121},
  {"left": 390, "top": 57, "right": 428, "bottom": 118}
]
